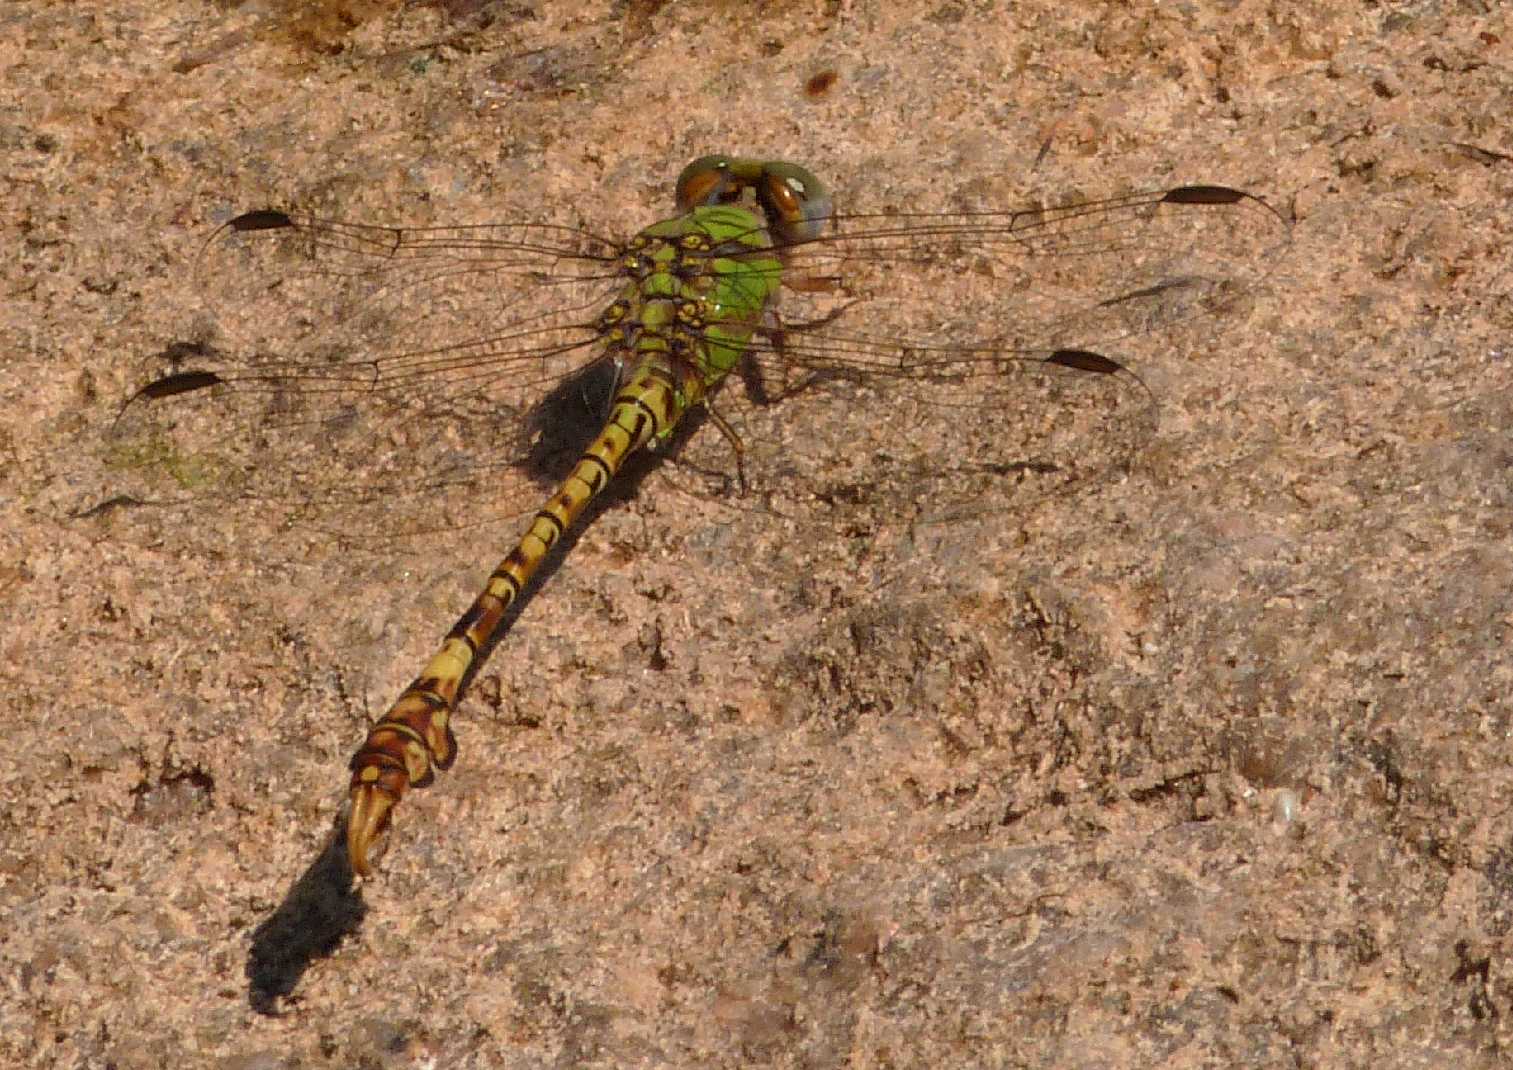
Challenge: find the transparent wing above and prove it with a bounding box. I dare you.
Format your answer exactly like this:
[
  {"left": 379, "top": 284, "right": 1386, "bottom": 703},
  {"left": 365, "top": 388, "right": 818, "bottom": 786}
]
[
  {"left": 674, "top": 186, "right": 1290, "bottom": 521},
  {"left": 98, "top": 186, "right": 1289, "bottom": 545},
  {"left": 105, "top": 211, "right": 628, "bottom": 536}
]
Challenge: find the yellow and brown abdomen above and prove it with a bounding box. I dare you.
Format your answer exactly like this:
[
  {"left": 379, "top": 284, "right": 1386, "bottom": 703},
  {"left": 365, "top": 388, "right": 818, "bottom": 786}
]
[{"left": 344, "top": 358, "right": 702, "bottom": 873}]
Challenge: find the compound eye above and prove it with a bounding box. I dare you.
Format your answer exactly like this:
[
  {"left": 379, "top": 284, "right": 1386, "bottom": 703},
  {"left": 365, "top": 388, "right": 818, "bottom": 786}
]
[
  {"left": 758, "top": 162, "right": 832, "bottom": 244},
  {"left": 676, "top": 155, "right": 737, "bottom": 211}
]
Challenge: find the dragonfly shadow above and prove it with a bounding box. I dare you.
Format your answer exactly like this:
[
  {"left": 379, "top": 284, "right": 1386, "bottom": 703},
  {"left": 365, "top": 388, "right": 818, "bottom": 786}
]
[
  {"left": 245, "top": 819, "right": 365, "bottom": 1015},
  {"left": 514, "top": 355, "right": 725, "bottom": 492},
  {"left": 515, "top": 356, "right": 622, "bottom": 487}
]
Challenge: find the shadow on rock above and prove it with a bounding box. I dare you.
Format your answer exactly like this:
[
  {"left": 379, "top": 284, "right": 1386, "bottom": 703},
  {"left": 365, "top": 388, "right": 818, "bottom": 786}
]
[{"left": 246, "top": 817, "right": 366, "bottom": 1015}]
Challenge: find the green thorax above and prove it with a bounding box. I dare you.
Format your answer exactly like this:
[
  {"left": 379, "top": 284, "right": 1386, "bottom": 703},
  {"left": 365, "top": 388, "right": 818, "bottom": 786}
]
[{"left": 599, "top": 203, "right": 784, "bottom": 419}]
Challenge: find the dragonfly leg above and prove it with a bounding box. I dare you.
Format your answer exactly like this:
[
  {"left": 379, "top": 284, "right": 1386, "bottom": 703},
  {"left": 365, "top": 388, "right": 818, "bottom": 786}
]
[{"left": 703, "top": 401, "right": 748, "bottom": 495}]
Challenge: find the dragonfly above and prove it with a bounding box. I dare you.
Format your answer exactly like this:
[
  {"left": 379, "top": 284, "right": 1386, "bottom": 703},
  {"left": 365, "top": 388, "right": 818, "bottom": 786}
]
[{"left": 109, "top": 156, "right": 1288, "bottom": 877}]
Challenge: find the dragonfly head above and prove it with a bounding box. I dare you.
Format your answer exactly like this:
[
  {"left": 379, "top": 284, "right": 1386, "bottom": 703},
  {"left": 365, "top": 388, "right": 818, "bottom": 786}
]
[{"left": 675, "top": 156, "right": 832, "bottom": 247}]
